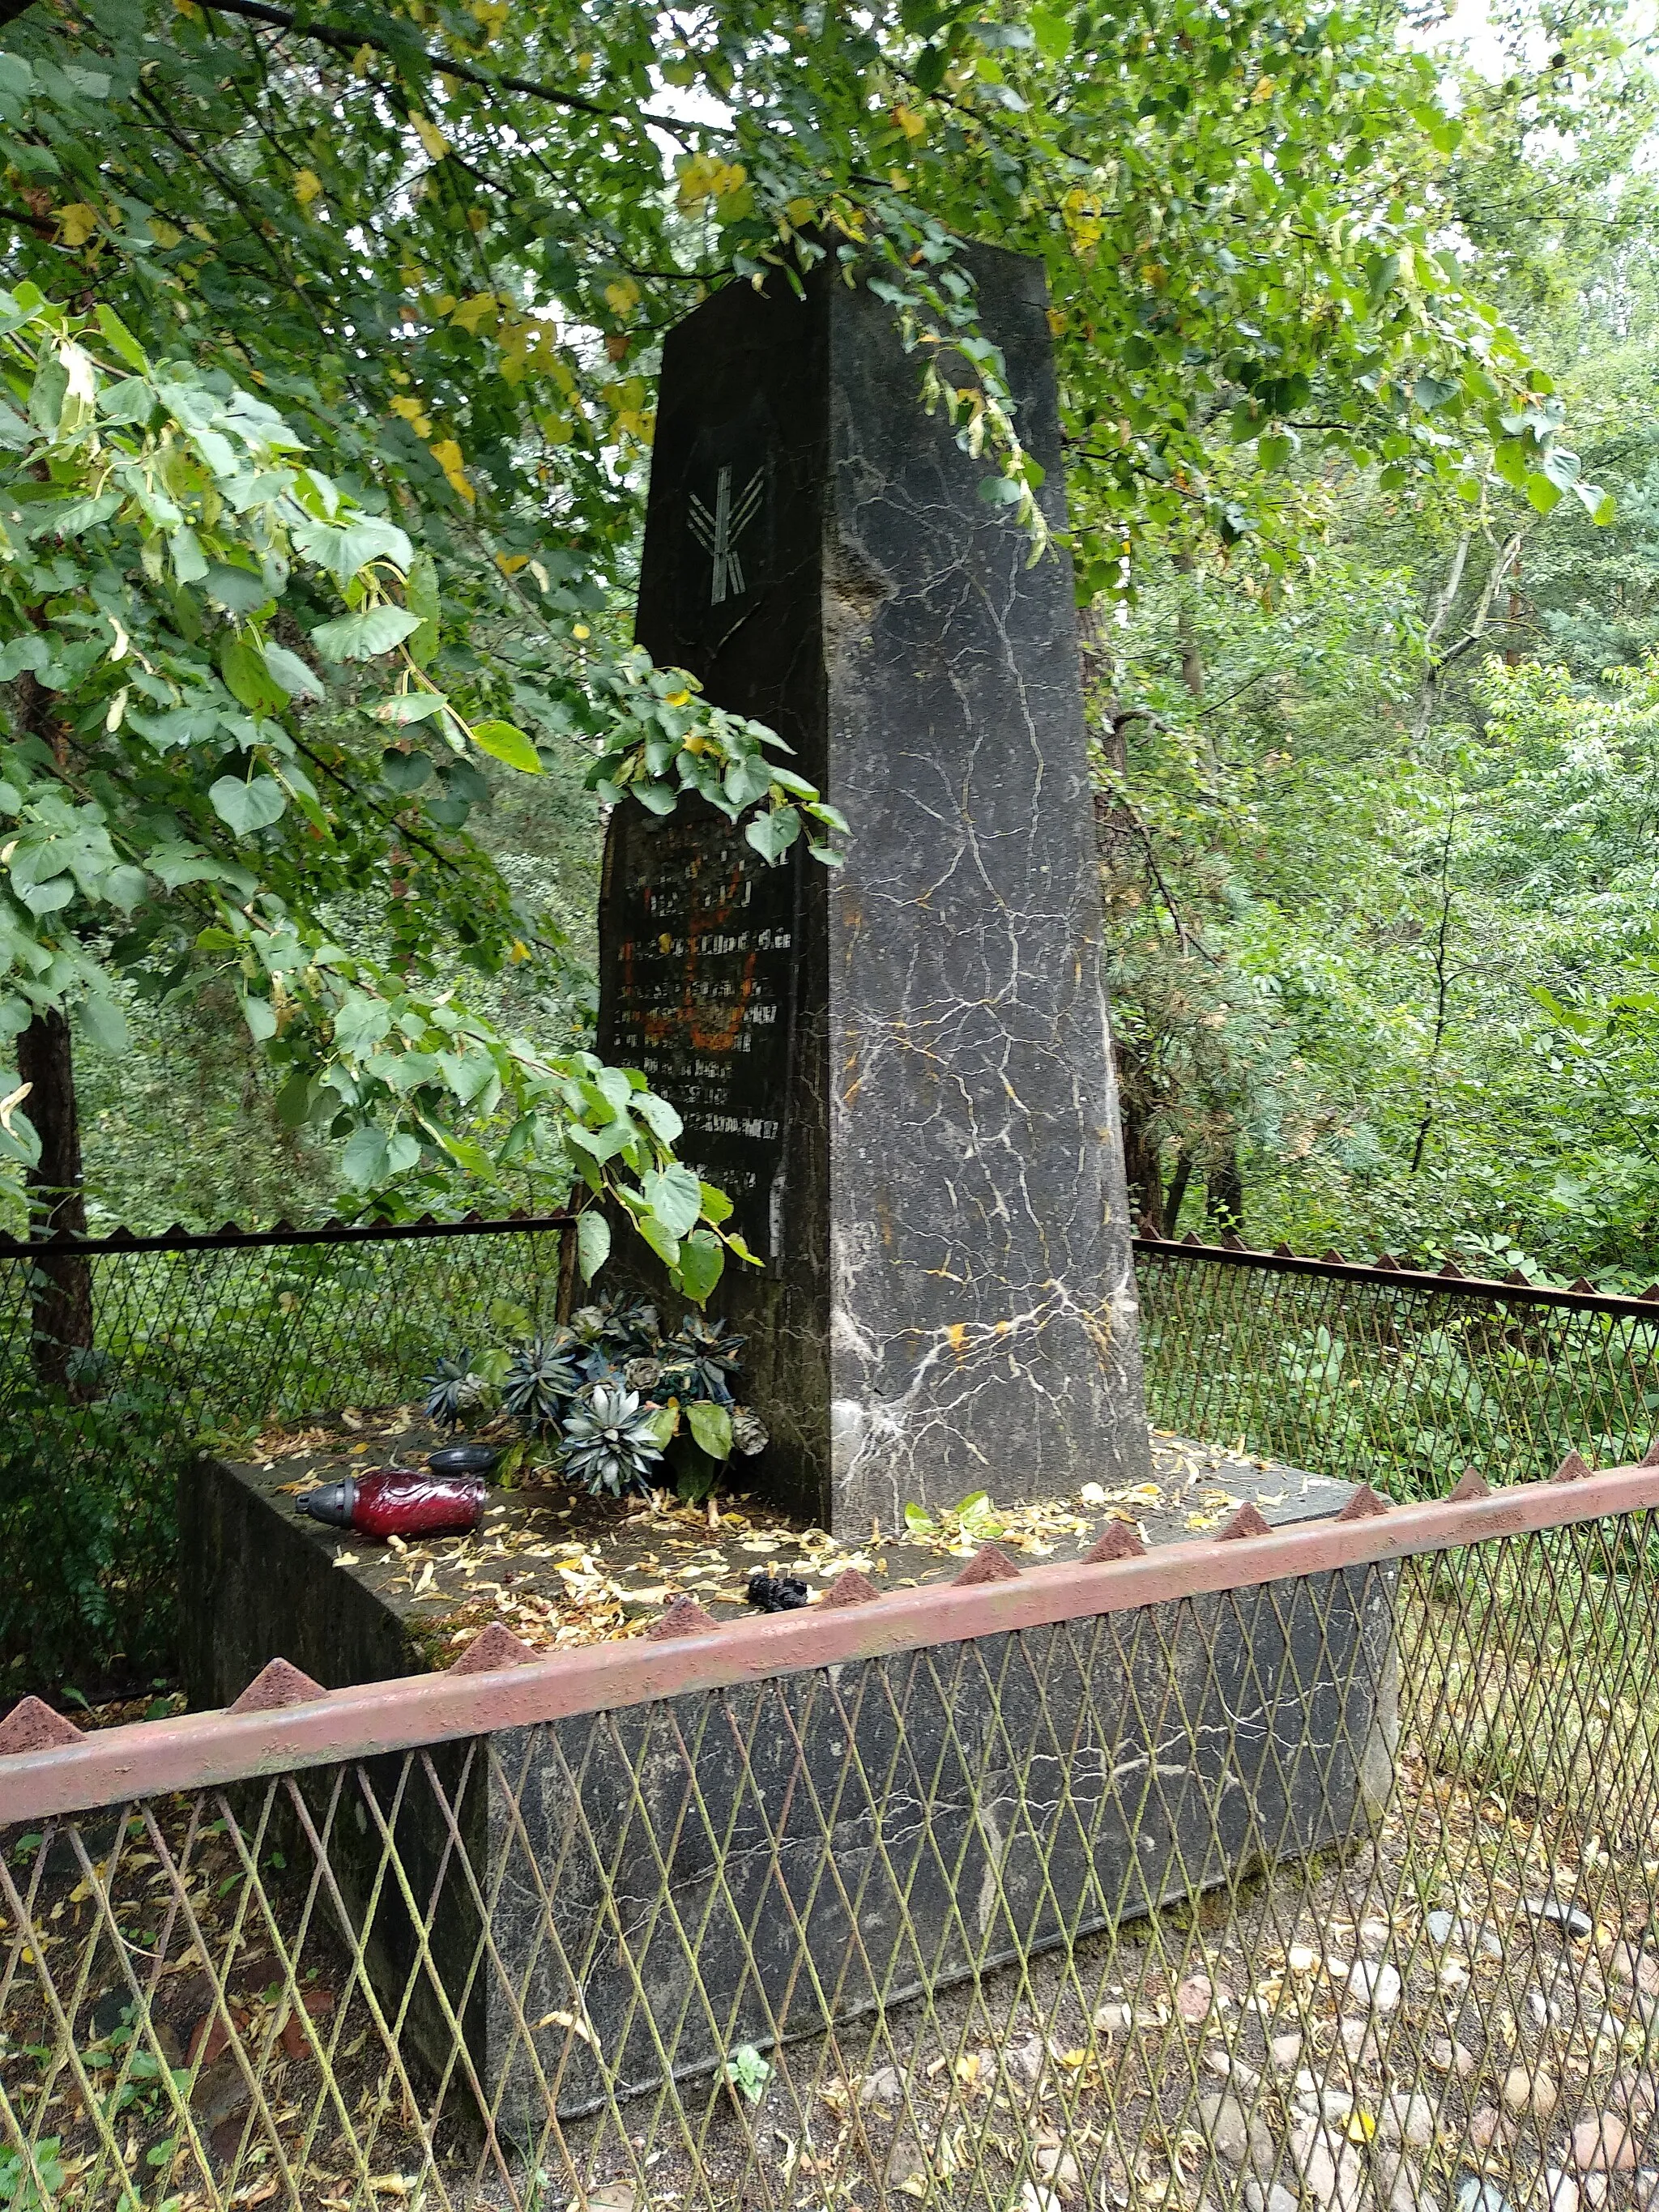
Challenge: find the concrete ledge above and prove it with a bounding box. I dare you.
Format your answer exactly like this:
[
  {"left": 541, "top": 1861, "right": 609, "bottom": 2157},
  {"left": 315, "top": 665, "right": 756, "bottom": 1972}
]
[{"left": 174, "top": 1444, "right": 1392, "bottom": 2125}]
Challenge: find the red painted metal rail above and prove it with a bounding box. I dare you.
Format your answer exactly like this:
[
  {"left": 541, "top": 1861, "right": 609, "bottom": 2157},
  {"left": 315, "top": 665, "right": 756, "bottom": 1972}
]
[{"left": 5, "top": 1454, "right": 1655, "bottom": 1823}]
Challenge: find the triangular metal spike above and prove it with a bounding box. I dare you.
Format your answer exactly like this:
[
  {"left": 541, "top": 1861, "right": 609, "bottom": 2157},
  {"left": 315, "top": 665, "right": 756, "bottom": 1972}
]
[
  {"left": 1504, "top": 1268, "right": 1531, "bottom": 1286},
  {"left": 446, "top": 1622, "right": 539, "bottom": 1674},
  {"left": 1335, "top": 1483, "right": 1389, "bottom": 1522},
  {"left": 1551, "top": 1449, "right": 1593, "bottom": 1485},
  {"left": 1642, "top": 1286, "right": 1659, "bottom": 1304},
  {"left": 822, "top": 1567, "right": 881, "bottom": 1608},
  {"left": 1221, "top": 1232, "right": 1247, "bottom": 1251},
  {"left": 1373, "top": 1253, "right": 1401, "bottom": 1272},
  {"left": 228, "top": 1657, "right": 326, "bottom": 1713},
  {"left": 1322, "top": 1249, "right": 1347, "bottom": 1264},
  {"left": 1568, "top": 1278, "right": 1595, "bottom": 1294},
  {"left": 1449, "top": 1468, "right": 1489, "bottom": 1502},
  {"left": 1181, "top": 1230, "right": 1204, "bottom": 1247},
  {"left": 1438, "top": 1259, "right": 1465, "bottom": 1279},
  {"left": 1083, "top": 1519, "right": 1146, "bottom": 1563},
  {"left": 1217, "top": 1501, "right": 1272, "bottom": 1541},
  {"left": 953, "top": 1542, "right": 1021, "bottom": 1586},
  {"left": 646, "top": 1592, "right": 721, "bottom": 1639},
  {"left": 1642, "top": 1439, "right": 1659, "bottom": 1468},
  {"left": 1273, "top": 1242, "right": 1295, "bottom": 1258},
  {"left": 0, "top": 1695, "right": 83, "bottom": 1755}
]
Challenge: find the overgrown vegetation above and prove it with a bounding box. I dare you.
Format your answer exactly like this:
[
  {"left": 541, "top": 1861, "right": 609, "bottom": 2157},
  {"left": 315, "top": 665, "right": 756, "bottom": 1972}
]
[
  {"left": 1097, "top": 6, "right": 1659, "bottom": 1287},
  {"left": 0, "top": 0, "right": 1621, "bottom": 1264}
]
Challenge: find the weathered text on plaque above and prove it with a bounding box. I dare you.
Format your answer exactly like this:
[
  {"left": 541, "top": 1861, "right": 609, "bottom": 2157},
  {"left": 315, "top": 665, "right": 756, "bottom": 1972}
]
[{"left": 600, "top": 809, "right": 798, "bottom": 1266}]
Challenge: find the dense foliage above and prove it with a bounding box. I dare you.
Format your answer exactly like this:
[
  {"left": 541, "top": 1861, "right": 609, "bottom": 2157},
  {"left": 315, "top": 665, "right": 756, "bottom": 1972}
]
[
  {"left": 0, "top": 0, "right": 1649, "bottom": 1289},
  {"left": 1095, "top": 19, "right": 1659, "bottom": 1289}
]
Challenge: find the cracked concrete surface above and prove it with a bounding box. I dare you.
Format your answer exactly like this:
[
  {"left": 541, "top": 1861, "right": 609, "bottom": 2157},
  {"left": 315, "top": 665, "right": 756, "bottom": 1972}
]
[{"left": 605, "top": 242, "right": 1149, "bottom": 1535}]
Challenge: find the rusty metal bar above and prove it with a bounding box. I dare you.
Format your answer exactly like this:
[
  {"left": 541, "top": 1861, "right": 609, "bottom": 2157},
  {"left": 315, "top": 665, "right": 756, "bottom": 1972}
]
[
  {"left": 6, "top": 1457, "right": 1657, "bottom": 1822},
  {"left": 1135, "top": 1230, "right": 1659, "bottom": 1317},
  {"left": 0, "top": 1208, "right": 574, "bottom": 1261}
]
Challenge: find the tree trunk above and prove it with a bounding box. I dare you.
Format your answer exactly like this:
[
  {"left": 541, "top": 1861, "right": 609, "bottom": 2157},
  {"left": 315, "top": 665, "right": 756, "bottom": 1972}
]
[
  {"left": 1120, "top": 1093, "right": 1166, "bottom": 1237},
  {"left": 1205, "top": 1148, "right": 1243, "bottom": 1236},
  {"left": 1164, "top": 1151, "right": 1194, "bottom": 1238},
  {"left": 16, "top": 1007, "right": 93, "bottom": 1394}
]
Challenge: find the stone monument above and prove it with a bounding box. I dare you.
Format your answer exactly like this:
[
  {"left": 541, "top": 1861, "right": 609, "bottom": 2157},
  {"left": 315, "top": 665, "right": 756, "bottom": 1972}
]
[{"left": 599, "top": 242, "right": 1150, "bottom": 1532}]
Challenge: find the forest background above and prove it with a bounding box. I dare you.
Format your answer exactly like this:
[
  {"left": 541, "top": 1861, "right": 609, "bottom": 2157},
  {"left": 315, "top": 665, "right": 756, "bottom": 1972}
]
[{"left": 6, "top": 0, "right": 1659, "bottom": 1292}]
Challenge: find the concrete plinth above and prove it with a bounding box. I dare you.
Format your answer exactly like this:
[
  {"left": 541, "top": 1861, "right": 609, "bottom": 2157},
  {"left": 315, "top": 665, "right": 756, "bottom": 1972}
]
[{"left": 180, "top": 1450, "right": 1393, "bottom": 2126}]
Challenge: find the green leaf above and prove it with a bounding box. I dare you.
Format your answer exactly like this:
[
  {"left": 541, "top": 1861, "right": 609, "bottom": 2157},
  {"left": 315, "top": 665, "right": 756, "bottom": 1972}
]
[
  {"left": 239, "top": 991, "right": 277, "bottom": 1042},
  {"left": 209, "top": 775, "right": 288, "bottom": 834},
  {"left": 340, "top": 1124, "right": 390, "bottom": 1187},
  {"left": 745, "top": 807, "right": 801, "bottom": 863},
  {"left": 205, "top": 562, "right": 271, "bottom": 616},
  {"left": 374, "top": 691, "right": 450, "bottom": 724},
  {"left": 219, "top": 636, "right": 288, "bottom": 715},
  {"left": 1574, "top": 480, "right": 1616, "bottom": 526},
  {"left": 687, "top": 1398, "right": 733, "bottom": 1460},
  {"left": 635, "top": 1091, "right": 684, "bottom": 1144},
  {"left": 405, "top": 551, "right": 441, "bottom": 667},
  {"left": 98, "top": 377, "right": 156, "bottom": 427},
  {"left": 642, "top": 1161, "right": 702, "bottom": 1239},
  {"left": 698, "top": 1180, "right": 733, "bottom": 1226},
  {"left": 309, "top": 604, "right": 422, "bottom": 662},
  {"left": 638, "top": 1213, "right": 681, "bottom": 1268},
  {"left": 292, "top": 514, "right": 414, "bottom": 583},
  {"left": 260, "top": 643, "right": 325, "bottom": 701},
  {"left": 95, "top": 303, "right": 148, "bottom": 371},
  {"left": 471, "top": 718, "right": 542, "bottom": 774},
  {"left": 675, "top": 1227, "right": 725, "bottom": 1306},
  {"left": 80, "top": 994, "right": 129, "bottom": 1054},
  {"left": 1027, "top": 5, "right": 1069, "bottom": 60},
  {"left": 576, "top": 1209, "right": 611, "bottom": 1282},
  {"left": 380, "top": 747, "right": 433, "bottom": 793}
]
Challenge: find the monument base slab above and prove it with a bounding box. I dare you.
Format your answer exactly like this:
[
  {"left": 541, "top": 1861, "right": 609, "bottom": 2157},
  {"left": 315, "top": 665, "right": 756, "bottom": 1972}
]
[{"left": 180, "top": 1449, "right": 1394, "bottom": 2125}]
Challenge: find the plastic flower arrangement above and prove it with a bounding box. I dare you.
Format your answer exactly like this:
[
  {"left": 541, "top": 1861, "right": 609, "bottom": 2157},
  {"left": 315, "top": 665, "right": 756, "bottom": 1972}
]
[{"left": 423, "top": 1292, "right": 766, "bottom": 1500}]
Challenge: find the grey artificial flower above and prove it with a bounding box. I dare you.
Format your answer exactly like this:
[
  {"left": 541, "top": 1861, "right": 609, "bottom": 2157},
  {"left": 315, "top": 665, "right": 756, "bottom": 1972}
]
[{"left": 731, "top": 1405, "right": 769, "bottom": 1455}]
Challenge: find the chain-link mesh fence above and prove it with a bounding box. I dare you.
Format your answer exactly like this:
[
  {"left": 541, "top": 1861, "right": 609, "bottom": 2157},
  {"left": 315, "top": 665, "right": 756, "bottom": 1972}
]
[
  {"left": 0, "top": 1221, "right": 566, "bottom": 1700},
  {"left": 1137, "top": 1239, "right": 1659, "bottom": 1501},
  {"left": 6, "top": 1221, "right": 1659, "bottom": 1698},
  {"left": 3, "top": 1470, "right": 1658, "bottom": 2211}
]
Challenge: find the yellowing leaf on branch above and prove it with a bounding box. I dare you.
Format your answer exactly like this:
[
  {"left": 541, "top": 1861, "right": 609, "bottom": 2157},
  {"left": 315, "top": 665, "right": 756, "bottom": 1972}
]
[
  {"left": 1063, "top": 186, "right": 1103, "bottom": 257},
  {"left": 674, "top": 151, "right": 747, "bottom": 211},
  {"left": 429, "top": 437, "right": 475, "bottom": 501},
  {"left": 892, "top": 104, "right": 927, "bottom": 142},
  {"left": 148, "top": 215, "right": 181, "bottom": 248},
  {"left": 56, "top": 202, "right": 99, "bottom": 247},
  {"left": 603, "top": 275, "right": 642, "bottom": 322},
  {"left": 450, "top": 291, "right": 498, "bottom": 335},
  {"left": 602, "top": 377, "right": 653, "bottom": 445},
  {"left": 293, "top": 168, "right": 323, "bottom": 207},
  {"left": 411, "top": 113, "right": 450, "bottom": 160}
]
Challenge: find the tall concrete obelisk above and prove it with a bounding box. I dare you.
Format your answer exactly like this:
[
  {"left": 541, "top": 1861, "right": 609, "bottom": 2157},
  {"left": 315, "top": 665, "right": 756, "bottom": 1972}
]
[{"left": 599, "top": 244, "right": 1151, "bottom": 1532}]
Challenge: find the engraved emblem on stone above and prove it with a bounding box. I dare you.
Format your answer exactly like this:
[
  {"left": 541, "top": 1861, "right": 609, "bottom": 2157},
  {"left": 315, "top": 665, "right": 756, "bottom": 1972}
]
[{"left": 688, "top": 462, "right": 764, "bottom": 605}]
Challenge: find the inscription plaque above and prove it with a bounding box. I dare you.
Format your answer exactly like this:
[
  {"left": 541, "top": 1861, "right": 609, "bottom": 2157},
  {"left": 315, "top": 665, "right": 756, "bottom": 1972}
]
[{"left": 600, "top": 810, "right": 798, "bottom": 1265}]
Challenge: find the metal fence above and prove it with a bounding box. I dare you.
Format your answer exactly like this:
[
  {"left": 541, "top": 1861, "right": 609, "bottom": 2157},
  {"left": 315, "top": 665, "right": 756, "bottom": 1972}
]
[
  {"left": 3, "top": 1458, "right": 1659, "bottom": 2210},
  {"left": 0, "top": 1216, "right": 569, "bottom": 1700},
  {"left": 6, "top": 1219, "right": 1659, "bottom": 1698},
  {"left": 1137, "top": 1235, "right": 1659, "bottom": 1499}
]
